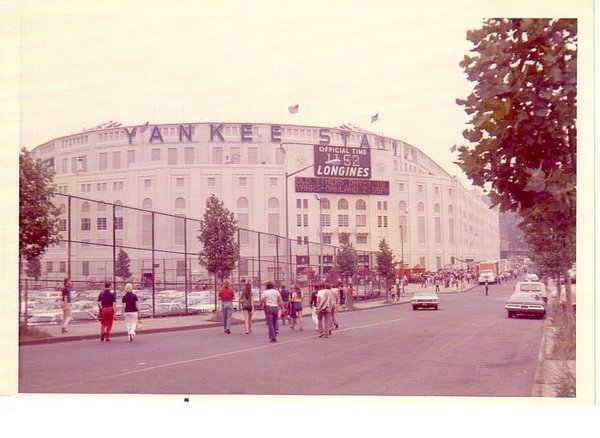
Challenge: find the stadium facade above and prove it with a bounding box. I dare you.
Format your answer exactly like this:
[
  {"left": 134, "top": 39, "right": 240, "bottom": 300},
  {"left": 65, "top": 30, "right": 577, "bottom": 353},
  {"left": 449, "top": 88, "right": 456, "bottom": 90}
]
[{"left": 29, "top": 121, "right": 500, "bottom": 286}]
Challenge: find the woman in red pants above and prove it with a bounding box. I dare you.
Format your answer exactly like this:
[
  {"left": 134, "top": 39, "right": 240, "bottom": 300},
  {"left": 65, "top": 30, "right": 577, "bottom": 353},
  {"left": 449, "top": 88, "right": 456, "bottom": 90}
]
[{"left": 97, "top": 282, "right": 116, "bottom": 342}]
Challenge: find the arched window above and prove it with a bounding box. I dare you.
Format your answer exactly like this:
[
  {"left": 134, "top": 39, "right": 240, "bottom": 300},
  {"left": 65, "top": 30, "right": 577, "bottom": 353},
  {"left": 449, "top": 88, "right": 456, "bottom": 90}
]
[
  {"left": 268, "top": 197, "right": 279, "bottom": 209},
  {"left": 59, "top": 204, "right": 67, "bottom": 215},
  {"left": 399, "top": 201, "right": 407, "bottom": 212},
  {"left": 417, "top": 202, "right": 425, "bottom": 213},
  {"left": 434, "top": 203, "right": 441, "bottom": 214},
  {"left": 175, "top": 197, "right": 186, "bottom": 209},
  {"left": 114, "top": 200, "right": 123, "bottom": 212},
  {"left": 81, "top": 202, "right": 90, "bottom": 213},
  {"left": 237, "top": 197, "right": 249, "bottom": 209},
  {"left": 448, "top": 204, "right": 454, "bottom": 215},
  {"left": 97, "top": 202, "right": 107, "bottom": 212},
  {"left": 321, "top": 198, "right": 330, "bottom": 209},
  {"left": 356, "top": 199, "right": 366, "bottom": 210},
  {"left": 338, "top": 199, "right": 349, "bottom": 210},
  {"left": 142, "top": 198, "right": 153, "bottom": 210}
]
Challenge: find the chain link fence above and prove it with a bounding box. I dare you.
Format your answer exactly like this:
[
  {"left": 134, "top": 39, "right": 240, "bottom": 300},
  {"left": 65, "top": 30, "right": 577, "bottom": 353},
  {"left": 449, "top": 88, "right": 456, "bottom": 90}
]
[{"left": 20, "top": 193, "right": 384, "bottom": 321}]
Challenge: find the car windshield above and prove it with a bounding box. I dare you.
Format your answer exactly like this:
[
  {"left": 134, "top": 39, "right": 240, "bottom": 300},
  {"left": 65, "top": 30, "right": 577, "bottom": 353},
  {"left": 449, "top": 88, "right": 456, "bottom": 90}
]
[
  {"left": 414, "top": 291, "right": 434, "bottom": 297},
  {"left": 511, "top": 293, "right": 542, "bottom": 301},
  {"left": 519, "top": 284, "right": 543, "bottom": 292}
]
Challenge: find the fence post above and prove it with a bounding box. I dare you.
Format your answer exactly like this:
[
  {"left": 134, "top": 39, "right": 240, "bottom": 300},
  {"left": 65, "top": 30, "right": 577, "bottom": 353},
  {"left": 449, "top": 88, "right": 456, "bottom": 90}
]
[{"left": 151, "top": 212, "right": 156, "bottom": 318}]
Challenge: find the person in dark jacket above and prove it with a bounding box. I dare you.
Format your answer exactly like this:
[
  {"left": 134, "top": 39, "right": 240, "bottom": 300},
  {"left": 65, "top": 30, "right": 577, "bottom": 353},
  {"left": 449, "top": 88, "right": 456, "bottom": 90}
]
[{"left": 97, "top": 282, "right": 116, "bottom": 342}]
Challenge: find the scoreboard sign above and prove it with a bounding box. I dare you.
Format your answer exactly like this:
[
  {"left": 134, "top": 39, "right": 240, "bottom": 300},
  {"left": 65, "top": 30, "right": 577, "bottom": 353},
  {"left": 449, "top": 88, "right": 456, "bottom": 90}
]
[
  {"left": 313, "top": 145, "right": 371, "bottom": 179},
  {"left": 295, "top": 177, "right": 390, "bottom": 195}
]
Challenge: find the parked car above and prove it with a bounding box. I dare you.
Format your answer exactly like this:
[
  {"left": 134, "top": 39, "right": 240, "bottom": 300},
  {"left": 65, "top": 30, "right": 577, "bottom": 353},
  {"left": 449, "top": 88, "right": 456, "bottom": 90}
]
[
  {"left": 411, "top": 290, "right": 439, "bottom": 310},
  {"left": 70, "top": 310, "right": 98, "bottom": 322},
  {"left": 514, "top": 281, "right": 548, "bottom": 302},
  {"left": 154, "top": 302, "right": 185, "bottom": 317},
  {"left": 27, "top": 311, "right": 62, "bottom": 325},
  {"left": 505, "top": 292, "right": 546, "bottom": 319},
  {"left": 138, "top": 303, "right": 153, "bottom": 319}
]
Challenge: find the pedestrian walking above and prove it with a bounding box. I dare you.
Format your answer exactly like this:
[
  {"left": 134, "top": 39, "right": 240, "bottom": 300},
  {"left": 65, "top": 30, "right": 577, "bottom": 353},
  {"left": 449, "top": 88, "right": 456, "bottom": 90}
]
[
  {"left": 330, "top": 286, "right": 340, "bottom": 330},
  {"left": 316, "top": 284, "right": 332, "bottom": 338},
  {"left": 310, "top": 284, "right": 319, "bottom": 330},
  {"left": 485, "top": 280, "right": 489, "bottom": 296},
  {"left": 239, "top": 282, "right": 254, "bottom": 334},
  {"left": 260, "top": 281, "right": 284, "bottom": 342},
  {"left": 390, "top": 284, "right": 397, "bottom": 302},
  {"left": 60, "top": 277, "right": 72, "bottom": 334},
  {"left": 435, "top": 277, "right": 441, "bottom": 293},
  {"left": 279, "top": 284, "right": 291, "bottom": 326},
  {"left": 121, "top": 283, "right": 140, "bottom": 342},
  {"left": 97, "top": 282, "right": 116, "bottom": 342},
  {"left": 218, "top": 280, "right": 235, "bottom": 334},
  {"left": 347, "top": 284, "right": 355, "bottom": 306},
  {"left": 290, "top": 284, "right": 303, "bottom": 331}
]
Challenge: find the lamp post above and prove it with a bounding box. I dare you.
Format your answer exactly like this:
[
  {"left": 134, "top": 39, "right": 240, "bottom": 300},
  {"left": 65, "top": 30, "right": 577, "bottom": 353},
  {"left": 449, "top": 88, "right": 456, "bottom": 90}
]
[
  {"left": 284, "top": 158, "right": 340, "bottom": 286},
  {"left": 315, "top": 193, "right": 323, "bottom": 282},
  {"left": 400, "top": 224, "right": 405, "bottom": 296}
]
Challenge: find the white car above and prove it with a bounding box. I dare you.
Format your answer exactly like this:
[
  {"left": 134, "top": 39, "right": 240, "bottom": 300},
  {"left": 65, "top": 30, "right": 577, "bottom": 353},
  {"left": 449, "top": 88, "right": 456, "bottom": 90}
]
[
  {"left": 514, "top": 281, "right": 548, "bottom": 302},
  {"left": 524, "top": 273, "right": 539, "bottom": 282},
  {"left": 411, "top": 290, "right": 439, "bottom": 310}
]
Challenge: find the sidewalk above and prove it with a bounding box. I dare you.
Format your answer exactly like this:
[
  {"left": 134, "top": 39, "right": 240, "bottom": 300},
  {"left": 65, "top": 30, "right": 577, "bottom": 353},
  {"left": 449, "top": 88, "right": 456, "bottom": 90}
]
[{"left": 20, "top": 282, "right": 478, "bottom": 345}]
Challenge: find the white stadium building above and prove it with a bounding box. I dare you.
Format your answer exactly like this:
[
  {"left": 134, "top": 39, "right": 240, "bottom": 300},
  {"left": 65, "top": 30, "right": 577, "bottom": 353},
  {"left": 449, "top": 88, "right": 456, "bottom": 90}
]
[{"left": 29, "top": 121, "right": 500, "bottom": 288}]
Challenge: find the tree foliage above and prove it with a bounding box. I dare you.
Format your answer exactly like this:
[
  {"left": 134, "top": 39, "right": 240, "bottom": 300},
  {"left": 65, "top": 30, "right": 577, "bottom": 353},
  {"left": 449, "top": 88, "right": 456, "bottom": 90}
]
[
  {"left": 375, "top": 238, "right": 395, "bottom": 279},
  {"left": 455, "top": 19, "right": 577, "bottom": 301},
  {"left": 197, "top": 195, "right": 240, "bottom": 281},
  {"left": 19, "top": 147, "right": 61, "bottom": 263},
  {"left": 376, "top": 238, "right": 396, "bottom": 297},
  {"left": 455, "top": 18, "right": 576, "bottom": 219},
  {"left": 335, "top": 233, "right": 357, "bottom": 284},
  {"left": 115, "top": 248, "right": 132, "bottom": 281}
]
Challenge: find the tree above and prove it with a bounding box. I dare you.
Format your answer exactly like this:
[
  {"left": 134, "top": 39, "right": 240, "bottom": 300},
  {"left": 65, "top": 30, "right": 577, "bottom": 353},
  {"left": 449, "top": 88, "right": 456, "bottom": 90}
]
[
  {"left": 197, "top": 195, "right": 240, "bottom": 283},
  {"left": 335, "top": 233, "right": 357, "bottom": 285},
  {"left": 19, "top": 147, "right": 61, "bottom": 265},
  {"left": 455, "top": 19, "right": 576, "bottom": 218},
  {"left": 25, "top": 256, "right": 42, "bottom": 281},
  {"left": 376, "top": 238, "right": 396, "bottom": 301},
  {"left": 455, "top": 19, "right": 577, "bottom": 315},
  {"left": 115, "top": 248, "right": 132, "bottom": 285}
]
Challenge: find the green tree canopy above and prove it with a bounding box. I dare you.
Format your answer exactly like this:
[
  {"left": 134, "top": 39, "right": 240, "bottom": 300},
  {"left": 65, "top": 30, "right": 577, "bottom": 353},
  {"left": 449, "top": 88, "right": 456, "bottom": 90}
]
[
  {"left": 376, "top": 238, "right": 396, "bottom": 298},
  {"left": 197, "top": 195, "right": 240, "bottom": 281},
  {"left": 335, "top": 233, "right": 357, "bottom": 285},
  {"left": 19, "top": 147, "right": 61, "bottom": 264},
  {"left": 115, "top": 248, "right": 132, "bottom": 281},
  {"left": 455, "top": 18, "right": 577, "bottom": 300},
  {"left": 455, "top": 18, "right": 576, "bottom": 220}
]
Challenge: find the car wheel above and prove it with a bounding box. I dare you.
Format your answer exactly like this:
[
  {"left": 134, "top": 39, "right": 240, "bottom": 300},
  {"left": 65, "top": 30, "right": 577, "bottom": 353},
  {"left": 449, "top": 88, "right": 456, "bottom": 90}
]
[
  {"left": 508, "top": 311, "right": 514, "bottom": 318},
  {"left": 434, "top": 305, "right": 438, "bottom": 310},
  {"left": 412, "top": 305, "right": 417, "bottom": 310}
]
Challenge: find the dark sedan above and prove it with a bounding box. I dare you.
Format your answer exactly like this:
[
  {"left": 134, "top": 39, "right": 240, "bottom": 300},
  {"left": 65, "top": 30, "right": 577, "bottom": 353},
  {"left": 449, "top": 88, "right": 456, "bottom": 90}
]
[{"left": 505, "top": 292, "right": 546, "bottom": 319}]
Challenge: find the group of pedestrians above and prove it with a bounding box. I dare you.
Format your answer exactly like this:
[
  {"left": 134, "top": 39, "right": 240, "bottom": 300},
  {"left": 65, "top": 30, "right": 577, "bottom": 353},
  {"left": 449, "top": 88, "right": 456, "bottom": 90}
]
[
  {"left": 58, "top": 277, "right": 141, "bottom": 342},
  {"left": 309, "top": 284, "right": 340, "bottom": 338},
  {"left": 217, "top": 280, "right": 318, "bottom": 342},
  {"left": 96, "top": 281, "right": 141, "bottom": 342}
]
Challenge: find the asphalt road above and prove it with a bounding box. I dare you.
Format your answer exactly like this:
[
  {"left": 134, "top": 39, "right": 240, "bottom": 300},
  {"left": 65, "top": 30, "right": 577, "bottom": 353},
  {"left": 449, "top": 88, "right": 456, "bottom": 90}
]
[{"left": 19, "top": 279, "right": 546, "bottom": 396}]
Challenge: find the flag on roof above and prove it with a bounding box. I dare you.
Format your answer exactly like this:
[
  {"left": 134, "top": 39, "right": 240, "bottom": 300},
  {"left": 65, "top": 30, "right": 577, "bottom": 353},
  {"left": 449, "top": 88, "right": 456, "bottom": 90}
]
[
  {"left": 139, "top": 121, "right": 150, "bottom": 133},
  {"left": 288, "top": 104, "right": 299, "bottom": 114},
  {"left": 371, "top": 113, "right": 379, "bottom": 123}
]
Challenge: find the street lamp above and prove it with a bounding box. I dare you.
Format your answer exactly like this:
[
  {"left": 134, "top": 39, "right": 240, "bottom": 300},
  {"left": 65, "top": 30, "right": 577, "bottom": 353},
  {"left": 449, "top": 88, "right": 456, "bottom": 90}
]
[
  {"left": 400, "top": 224, "right": 405, "bottom": 296},
  {"left": 284, "top": 157, "right": 340, "bottom": 286},
  {"left": 314, "top": 193, "right": 323, "bottom": 282}
]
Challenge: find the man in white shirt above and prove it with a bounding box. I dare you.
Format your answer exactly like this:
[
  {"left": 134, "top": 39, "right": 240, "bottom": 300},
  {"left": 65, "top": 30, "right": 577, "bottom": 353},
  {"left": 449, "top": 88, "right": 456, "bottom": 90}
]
[
  {"left": 316, "top": 284, "right": 331, "bottom": 338},
  {"left": 260, "top": 282, "right": 284, "bottom": 342},
  {"left": 330, "top": 286, "right": 340, "bottom": 330}
]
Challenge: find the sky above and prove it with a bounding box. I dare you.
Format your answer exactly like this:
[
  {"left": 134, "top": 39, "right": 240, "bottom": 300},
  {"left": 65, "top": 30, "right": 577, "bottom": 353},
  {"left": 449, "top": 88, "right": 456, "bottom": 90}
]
[{"left": 8, "top": 0, "right": 591, "bottom": 183}]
